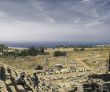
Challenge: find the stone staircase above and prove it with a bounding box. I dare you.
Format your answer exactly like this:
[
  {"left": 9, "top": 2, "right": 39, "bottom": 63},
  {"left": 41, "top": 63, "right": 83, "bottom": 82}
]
[{"left": 0, "top": 66, "right": 54, "bottom": 92}]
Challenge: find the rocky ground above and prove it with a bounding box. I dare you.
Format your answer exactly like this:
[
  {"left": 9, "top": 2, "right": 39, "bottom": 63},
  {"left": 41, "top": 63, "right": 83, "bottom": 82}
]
[{"left": 0, "top": 47, "right": 109, "bottom": 92}]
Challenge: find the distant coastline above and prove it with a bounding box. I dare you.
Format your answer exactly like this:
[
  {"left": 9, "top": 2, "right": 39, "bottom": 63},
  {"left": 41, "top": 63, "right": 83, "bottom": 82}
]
[{"left": 0, "top": 41, "right": 110, "bottom": 48}]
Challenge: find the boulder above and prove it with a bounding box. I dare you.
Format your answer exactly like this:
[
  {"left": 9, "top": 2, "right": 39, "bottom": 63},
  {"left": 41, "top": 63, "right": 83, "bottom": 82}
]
[
  {"left": 52, "top": 64, "right": 63, "bottom": 69},
  {"left": 34, "top": 64, "right": 43, "bottom": 70}
]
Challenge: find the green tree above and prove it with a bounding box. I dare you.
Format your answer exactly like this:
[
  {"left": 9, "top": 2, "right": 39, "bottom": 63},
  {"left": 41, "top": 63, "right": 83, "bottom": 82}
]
[{"left": 27, "top": 47, "right": 38, "bottom": 56}]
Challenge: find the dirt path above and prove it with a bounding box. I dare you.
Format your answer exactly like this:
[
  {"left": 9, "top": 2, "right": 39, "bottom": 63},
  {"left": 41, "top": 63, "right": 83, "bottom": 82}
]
[{"left": 76, "top": 58, "right": 96, "bottom": 74}]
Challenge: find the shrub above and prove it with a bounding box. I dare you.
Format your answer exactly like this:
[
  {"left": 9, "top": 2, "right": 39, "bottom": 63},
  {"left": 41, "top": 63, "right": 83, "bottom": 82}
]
[
  {"left": 80, "top": 48, "right": 85, "bottom": 51},
  {"left": 74, "top": 48, "right": 79, "bottom": 52},
  {"left": 53, "top": 51, "right": 66, "bottom": 57}
]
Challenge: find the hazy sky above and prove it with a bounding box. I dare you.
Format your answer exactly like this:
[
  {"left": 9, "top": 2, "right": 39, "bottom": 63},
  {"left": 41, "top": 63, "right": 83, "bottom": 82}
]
[{"left": 0, "top": 0, "right": 110, "bottom": 43}]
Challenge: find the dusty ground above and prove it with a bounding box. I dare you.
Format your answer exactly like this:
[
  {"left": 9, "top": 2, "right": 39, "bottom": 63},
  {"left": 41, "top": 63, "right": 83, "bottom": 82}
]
[
  {"left": 0, "top": 46, "right": 110, "bottom": 92},
  {"left": 0, "top": 47, "right": 109, "bottom": 72}
]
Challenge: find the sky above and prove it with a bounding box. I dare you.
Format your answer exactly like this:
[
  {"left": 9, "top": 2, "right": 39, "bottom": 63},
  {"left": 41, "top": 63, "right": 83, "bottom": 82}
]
[{"left": 0, "top": 0, "right": 110, "bottom": 43}]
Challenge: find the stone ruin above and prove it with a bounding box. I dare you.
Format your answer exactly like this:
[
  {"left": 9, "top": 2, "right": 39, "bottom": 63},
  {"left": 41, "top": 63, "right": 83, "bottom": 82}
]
[{"left": 0, "top": 56, "right": 110, "bottom": 92}]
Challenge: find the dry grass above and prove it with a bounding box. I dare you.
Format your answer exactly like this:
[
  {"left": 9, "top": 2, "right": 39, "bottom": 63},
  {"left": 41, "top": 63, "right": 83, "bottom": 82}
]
[
  {"left": 0, "top": 47, "right": 109, "bottom": 72},
  {"left": 0, "top": 46, "right": 110, "bottom": 92}
]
